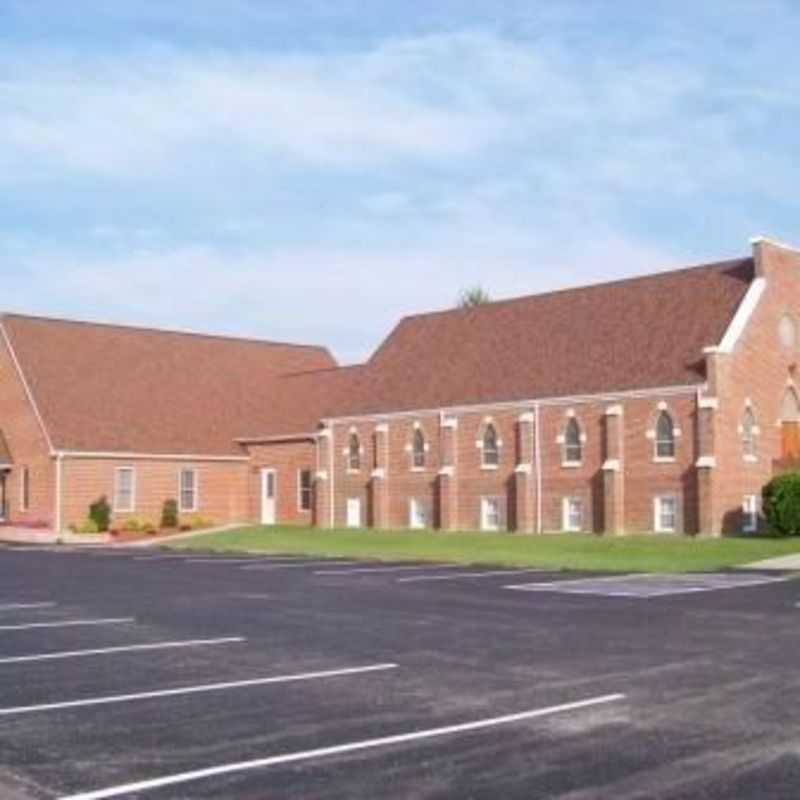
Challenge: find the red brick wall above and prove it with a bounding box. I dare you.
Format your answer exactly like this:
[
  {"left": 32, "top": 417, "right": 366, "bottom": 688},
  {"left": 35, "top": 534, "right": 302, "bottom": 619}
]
[
  {"left": 710, "top": 241, "right": 800, "bottom": 534},
  {"left": 245, "top": 440, "right": 316, "bottom": 525},
  {"left": 60, "top": 457, "right": 249, "bottom": 530},
  {"left": 0, "top": 326, "right": 55, "bottom": 525}
]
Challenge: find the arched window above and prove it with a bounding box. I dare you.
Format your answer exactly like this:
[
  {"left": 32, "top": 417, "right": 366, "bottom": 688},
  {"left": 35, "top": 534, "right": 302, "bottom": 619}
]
[
  {"left": 412, "top": 428, "right": 426, "bottom": 469},
  {"left": 563, "top": 418, "right": 582, "bottom": 464},
  {"left": 655, "top": 411, "right": 675, "bottom": 459},
  {"left": 482, "top": 423, "right": 499, "bottom": 466},
  {"left": 348, "top": 433, "right": 361, "bottom": 471},
  {"left": 741, "top": 407, "right": 756, "bottom": 459}
]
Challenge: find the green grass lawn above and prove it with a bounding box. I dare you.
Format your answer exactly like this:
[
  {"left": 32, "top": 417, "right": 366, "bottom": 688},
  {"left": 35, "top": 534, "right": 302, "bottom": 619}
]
[{"left": 168, "top": 525, "right": 800, "bottom": 572}]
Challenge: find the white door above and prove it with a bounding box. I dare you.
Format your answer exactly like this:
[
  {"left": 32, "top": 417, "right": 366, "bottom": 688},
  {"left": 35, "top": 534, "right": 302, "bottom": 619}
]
[
  {"left": 261, "top": 468, "right": 276, "bottom": 525},
  {"left": 346, "top": 497, "right": 361, "bottom": 528}
]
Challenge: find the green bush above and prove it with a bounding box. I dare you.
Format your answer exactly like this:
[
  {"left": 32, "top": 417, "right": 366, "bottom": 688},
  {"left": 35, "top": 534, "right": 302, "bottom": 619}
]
[
  {"left": 161, "top": 499, "right": 179, "bottom": 529},
  {"left": 71, "top": 518, "right": 100, "bottom": 534},
  {"left": 762, "top": 473, "right": 800, "bottom": 535},
  {"left": 121, "top": 516, "right": 155, "bottom": 532},
  {"left": 188, "top": 514, "right": 215, "bottom": 530},
  {"left": 88, "top": 496, "right": 111, "bottom": 532}
]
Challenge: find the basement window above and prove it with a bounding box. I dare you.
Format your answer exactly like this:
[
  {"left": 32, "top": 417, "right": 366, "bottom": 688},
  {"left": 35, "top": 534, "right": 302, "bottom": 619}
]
[
  {"left": 653, "top": 495, "right": 677, "bottom": 533},
  {"left": 562, "top": 497, "right": 584, "bottom": 532}
]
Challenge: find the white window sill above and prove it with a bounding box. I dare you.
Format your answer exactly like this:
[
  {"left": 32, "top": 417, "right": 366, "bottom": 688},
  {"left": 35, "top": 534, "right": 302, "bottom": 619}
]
[
  {"left": 654, "top": 528, "right": 677, "bottom": 534},
  {"left": 346, "top": 469, "right": 361, "bottom": 475},
  {"left": 562, "top": 527, "right": 583, "bottom": 533},
  {"left": 409, "top": 466, "right": 427, "bottom": 473},
  {"left": 561, "top": 461, "right": 582, "bottom": 469},
  {"left": 480, "top": 464, "right": 499, "bottom": 471},
  {"left": 743, "top": 455, "right": 758, "bottom": 463},
  {"left": 653, "top": 456, "right": 676, "bottom": 464}
]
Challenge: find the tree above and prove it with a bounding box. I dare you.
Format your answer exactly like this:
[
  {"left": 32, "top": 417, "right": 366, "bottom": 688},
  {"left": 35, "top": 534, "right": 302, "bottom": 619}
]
[{"left": 458, "top": 286, "right": 491, "bottom": 308}]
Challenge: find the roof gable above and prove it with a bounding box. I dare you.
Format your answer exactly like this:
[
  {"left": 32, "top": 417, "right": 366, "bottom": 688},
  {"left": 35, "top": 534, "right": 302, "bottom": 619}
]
[{"left": 1, "top": 315, "right": 336, "bottom": 455}]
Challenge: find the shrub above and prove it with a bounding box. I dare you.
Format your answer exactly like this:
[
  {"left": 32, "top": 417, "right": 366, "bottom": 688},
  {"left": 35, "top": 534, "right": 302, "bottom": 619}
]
[
  {"left": 121, "top": 516, "right": 155, "bottom": 532},
  {"left": 188, "top": 514, "right": 215, "bottom": 530},
  {"left": 762, "top": 473, "right": 800, "bottom": 535},
  {"left": 89, "top": 496, "right": 111, "bottom": 532},
  {"left": 161, "top": 499, "right": 178, "bottom": 528},
  {"left": 72, "top": 518, "right": 100, "bottom": 534}
]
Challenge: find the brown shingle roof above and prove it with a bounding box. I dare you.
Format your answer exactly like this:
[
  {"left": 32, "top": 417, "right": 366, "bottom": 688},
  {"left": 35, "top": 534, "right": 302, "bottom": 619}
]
[
  {"left": 257, "top": 256, "right": 754, "bottom": 431},
  {"left": 2, "top": 314, "right": 336, "bottom": 455}
]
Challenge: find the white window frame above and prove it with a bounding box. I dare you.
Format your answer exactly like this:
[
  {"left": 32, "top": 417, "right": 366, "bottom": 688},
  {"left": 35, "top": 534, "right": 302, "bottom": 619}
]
[
  {"left": 19, "top": 466, "right": 30, "bottom": 512},
  {"left": 411, "top": 428, "right": 427, "bottom": 471},
  {"left": 347, "top": 433, "right": 361, "bottom": 473},
  {"left": 408, "top": 497, "right": 427, "bottom": 529},
  {"left": 653, "top": 411, "right": 677, "bottom": 462},
  {"left": 740, "top": 407, "right": 758, "bottom": 462},
  {"left": 480, "top": 496, "right": 501, "bottom": 531},
  {"left": 479, "top": 424, "right": 501, "bottom": 470},
  {"left": 653, "top": 494, "right": 677, "bottom": 534},
  {"left": 562, "top": 496, "right": 584, "bottom": 532},
  {"left": 113, "top": 467, "right": 136, "bottom": 513},
  {"left": 742, "top": 494, "right": 759, "bottom": 533},
  {"left": 178, "top": 468, "right": 198, "bottom": 513},
  {"left": 562, "top": 418, "right": 583, "bottom": 467},
  {"left": 297, "top": 469, "right": 313, "bottom": 512}
]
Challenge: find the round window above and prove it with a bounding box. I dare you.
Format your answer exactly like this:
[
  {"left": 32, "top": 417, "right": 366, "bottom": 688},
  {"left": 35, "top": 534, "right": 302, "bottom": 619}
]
[{"left": 779, "top": 314, "right": 797, "bottom": 350}]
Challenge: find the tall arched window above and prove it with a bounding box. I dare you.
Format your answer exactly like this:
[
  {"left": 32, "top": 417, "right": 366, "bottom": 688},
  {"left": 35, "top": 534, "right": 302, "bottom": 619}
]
[
  {"left": 741, "top": 407, "right": 756, "bottom": 459},
  {"left": 482, "top": 423, "right": 499, "bottom": 466},
  {"left": 564, "top": 418, "right": 582, "bottom": 464},
  {"left": 348, "top": 432, "right": 361, "bottom": 471},
  {"left": 412, "top": 428, "right": 426, "bottom": 468},
  {"left": 655, "top": 411, "right": 675, "bottom": 459}
]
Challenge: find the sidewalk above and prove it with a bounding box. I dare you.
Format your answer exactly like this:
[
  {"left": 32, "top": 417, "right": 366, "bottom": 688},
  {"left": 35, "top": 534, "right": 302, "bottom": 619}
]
[{"left": 740, "top": 553, "right": 800, "bottom": 571}]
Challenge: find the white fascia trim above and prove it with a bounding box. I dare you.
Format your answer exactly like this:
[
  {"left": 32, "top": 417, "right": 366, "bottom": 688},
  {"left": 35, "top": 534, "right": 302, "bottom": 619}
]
[
  {"left": 698, "top": 397, "right": 719, "bottom": 410},
  {"left": 696, "top": 455, "right": 717, "bottom": 468},
  {"left": 514, "top": 463, "right": 532, "bottom": 474},
  {"left": 371, "top": 468, "right": 385, "bottom": 479},
  {"left": 55, "top": 450, "right": 249, "bottom": 462},
  {"left": 0, "top": 320, "right": 54, "bottom": 453},
  {"left": 321, "top": 383, "right": 702, "bottom": 427},
  {"left": 602, "top": 459, "right": 621, "bottom": 472},
  {"left": 715, "top": 277, "right": 766, "bottom": 354},
  {"left": 438, "top": 466, "right": 454, "bottom": 477}
]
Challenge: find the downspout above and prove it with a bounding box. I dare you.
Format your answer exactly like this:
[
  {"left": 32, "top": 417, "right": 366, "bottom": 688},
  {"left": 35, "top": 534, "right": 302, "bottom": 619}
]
[
  {"left": 329, "top": 422, "right": 335, "bottom": 528},
  {"left": 54, "top": 451, "right": 63, "bottom": 535},
  {"left": 534, "top": 403, "right": 542, "bottom": 534}
]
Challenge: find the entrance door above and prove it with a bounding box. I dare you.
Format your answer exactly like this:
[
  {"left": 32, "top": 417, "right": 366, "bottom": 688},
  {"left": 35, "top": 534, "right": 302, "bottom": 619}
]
[{"left": 260, "top": 468, "right": 276, "bottom": 525}]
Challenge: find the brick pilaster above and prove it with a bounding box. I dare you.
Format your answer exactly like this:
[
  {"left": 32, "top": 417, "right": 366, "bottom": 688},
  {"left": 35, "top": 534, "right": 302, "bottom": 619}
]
[
  {"left": 602, "top": 404, "right": 625, "bottom": 535},
  {"left": 437, "top": 416, "right": 458, "bottom": 530}
]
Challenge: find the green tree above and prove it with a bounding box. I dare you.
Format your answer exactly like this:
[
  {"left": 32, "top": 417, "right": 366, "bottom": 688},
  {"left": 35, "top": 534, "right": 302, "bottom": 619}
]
[{"left": 458, "top": 286, "right": 491, "bottom": 308}]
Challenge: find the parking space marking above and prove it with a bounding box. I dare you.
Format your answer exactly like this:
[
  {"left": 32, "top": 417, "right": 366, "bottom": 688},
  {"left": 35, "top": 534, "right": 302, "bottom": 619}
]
[
  {"left": 0, "top": 617, "right": 135, "bottom": 632},
  {"left": 505, "top": 572, "right": 790, "bottom": 598},
  {"left": 397, "top": 568, "right": 548, "bottom": 583},
  {"left": 0, "top": 636, "right": 246, "bottom": 665},
  {"left": 241, "top": 560, "right": 361, "bottom": 571},
  {"left": 0, "top": 662, "right": 398, "bottom": 717},
  {"left": 60, "top": 692, "right": 624, "bottom": 800},
  {"left": 0, "top": 602, "right": 56, "bottom": 611},
  {"left": 314, "top": 564, "right": 459, "bottom": 576}
]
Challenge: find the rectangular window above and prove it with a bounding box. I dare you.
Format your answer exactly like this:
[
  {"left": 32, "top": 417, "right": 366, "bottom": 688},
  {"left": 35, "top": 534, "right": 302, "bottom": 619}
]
[
  {"left": 654, "top": 495, "right": 677, "bottom": 533},
  {"left": 408, "top": 498, "right": 427, "bottom": 529},
  {"left": 562, "top": 497, "right": 583, "bottom": 532},
  {"left": 480, "top": 497, "right": 501, "bottom": 531},
  {"left": 20, "top": 467, "right": 30, "bottom": 512},
  {"left": 179, "top": 468, "right": 198, "bottom": 513},
  {"left": 114, "top": 467, "right": 135, "bottom": 512},
  {"left": 298, "top": 469, "right": 313, "bottom": 512},
  {"left": 742, "top": 494, "right": 758, "bottom": 533},
  {"left": 346, "top": 497, "right": 361, "bottom": 528}
]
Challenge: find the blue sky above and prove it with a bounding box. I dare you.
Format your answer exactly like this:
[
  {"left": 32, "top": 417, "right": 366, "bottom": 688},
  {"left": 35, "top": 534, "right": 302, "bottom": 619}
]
[{"left": 1, "top": 1, "right": 798, "bottom": 363}]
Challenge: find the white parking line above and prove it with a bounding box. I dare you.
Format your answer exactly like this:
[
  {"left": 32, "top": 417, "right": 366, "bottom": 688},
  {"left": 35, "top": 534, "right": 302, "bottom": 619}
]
[
  {"left": 0, "top": 602, "right": 56, "bottom": 611},
  {"left": 0, "top": 662, "right": 397, "bottom": 717},
  {"left": 241, "top": 560, "right": 361, "bottom": 571},
  {"left": 0, "top": 617, "right": 135, "bottom": 632},
  {"left": 59, "top": 693, "right": 625, "bottom": 800},
  {"left": 397, "top": 569, "right": 547, "bottom": 583},
  {"left": 0, "top": 636, "right": 246, "bottom": 665},
  {"left": 314, "top": 564, "right": 460, "bottom": 576}
]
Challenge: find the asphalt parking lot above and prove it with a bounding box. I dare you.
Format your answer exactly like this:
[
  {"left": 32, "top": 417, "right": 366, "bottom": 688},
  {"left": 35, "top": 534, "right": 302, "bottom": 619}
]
[{"left": 0, "top": 546, "right": 798, "bottom": 799}]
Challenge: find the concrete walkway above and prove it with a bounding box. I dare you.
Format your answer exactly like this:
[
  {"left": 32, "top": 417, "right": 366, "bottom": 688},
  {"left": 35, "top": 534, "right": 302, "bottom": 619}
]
[{"left": 741, "top": 553, "right": 800, "bottom": 571}]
